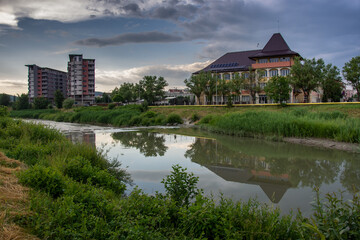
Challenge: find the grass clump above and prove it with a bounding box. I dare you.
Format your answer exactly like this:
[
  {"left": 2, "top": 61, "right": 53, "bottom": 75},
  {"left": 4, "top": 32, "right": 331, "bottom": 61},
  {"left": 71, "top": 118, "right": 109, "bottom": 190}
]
[{"left": 166, "top": 113, "right": 183, "bottom": 125}]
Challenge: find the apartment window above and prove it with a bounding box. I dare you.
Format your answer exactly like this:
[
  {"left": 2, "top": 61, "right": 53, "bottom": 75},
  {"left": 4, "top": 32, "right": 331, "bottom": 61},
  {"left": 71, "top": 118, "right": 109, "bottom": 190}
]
[
  {"left": 270, "top": 69, "right": 278, "bottom": 77},
  {"left": 280, "top": 69, "right": 290, "bottom": 76},
  {"left": 223, "top": 74, "right": 230, "bottom": 80},
  {"left": 259, "top": 59, "right": 268, "bottom": 63},
  {"left": 280, "top": 57, "right": 290, "bottom": 62},
  {"left": 243, "top": 73, "right": 249, "bottom": 79},
  {"left": 242, "top": 95, "right": 250, "bottom": 103},
  {"left": 270, "top": 58, "right": 279, "bottom": 63}
]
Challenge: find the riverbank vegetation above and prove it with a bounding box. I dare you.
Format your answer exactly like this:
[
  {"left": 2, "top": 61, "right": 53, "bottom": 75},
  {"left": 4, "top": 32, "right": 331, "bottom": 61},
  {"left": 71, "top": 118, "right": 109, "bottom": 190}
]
[
  {"left": 10, "top": 104, "right": 183, "bottom": 126},
  {"left": 197, "top": 109, "right": 360, "bottom": 143},
  {"left": 1, "top": 110, "right": 360, "bottom": 239}
]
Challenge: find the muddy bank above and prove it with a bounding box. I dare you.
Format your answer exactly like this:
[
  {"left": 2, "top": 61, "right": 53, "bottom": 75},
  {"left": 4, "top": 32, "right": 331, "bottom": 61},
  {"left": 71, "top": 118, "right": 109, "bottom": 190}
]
[{"left": 283, "top": 137, "right": 360, "bottom": 153}]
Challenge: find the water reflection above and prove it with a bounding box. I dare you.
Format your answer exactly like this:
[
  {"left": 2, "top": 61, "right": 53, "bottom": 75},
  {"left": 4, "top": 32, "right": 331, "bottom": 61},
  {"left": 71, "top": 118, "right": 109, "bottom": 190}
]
[
  {"left": 110, "top": 130, "right": 359, "bottom": 203},
  {"left": 112, "top": 132, "right": 168, "bottom": 157},
  {"left": 64, "top": 131, "right": 96, "bottom": 146},
  {"left": 184, "top": 137, "right": 350, "bottom": 203}
]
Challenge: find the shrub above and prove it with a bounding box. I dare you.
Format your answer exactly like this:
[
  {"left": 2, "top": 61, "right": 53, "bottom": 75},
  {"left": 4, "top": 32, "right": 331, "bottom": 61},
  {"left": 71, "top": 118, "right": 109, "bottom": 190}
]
[
  {"left": 161, "top": 164, "right": 200, "bottom": 207},
  {"left": 108, "top": 103, "right": 116, "bottom": 109},
  {"left": 63, "top": 156, "right": 126, "bottom": 194},
  {"left": 63, "top": 98, "right": 75, "bottom": 109},
  {"left": 166, "top": 113, "right": 183, "bottom": 125},
  {"left": 19, "top": 165, "right": 65, "bottom": 198},
  {"left": 190, "top": 113, "right": 200, "bottom": 123},
  {"left": 0, "top": 105, "right": 8, "bottom": 117}
]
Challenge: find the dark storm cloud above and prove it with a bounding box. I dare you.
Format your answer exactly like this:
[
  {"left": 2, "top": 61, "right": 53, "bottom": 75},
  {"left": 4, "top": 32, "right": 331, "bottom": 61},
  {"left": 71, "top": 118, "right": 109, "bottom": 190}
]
[
  {"left": 75, "top": 31, "right": 183, "bottom": 47},
  {"left": 122, "top": 3, "right": 141, "bottom": 15}
]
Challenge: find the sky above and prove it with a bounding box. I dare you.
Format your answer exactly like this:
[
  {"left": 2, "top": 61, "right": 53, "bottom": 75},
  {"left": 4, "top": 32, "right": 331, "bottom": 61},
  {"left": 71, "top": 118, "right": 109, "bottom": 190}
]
[{"left": 0, "top": 0, "right": 359, "bottom": 95}]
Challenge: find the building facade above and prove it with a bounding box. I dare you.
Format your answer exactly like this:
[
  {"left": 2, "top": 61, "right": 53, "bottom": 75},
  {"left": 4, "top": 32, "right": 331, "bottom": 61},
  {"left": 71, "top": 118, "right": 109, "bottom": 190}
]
[
  {"left": 195, "top": 33, "right": 321, "bottom": 104},
  {"left": 67, "top": 54, "right": 95, "bottom": 106},
  {"left": 26, "top": 64, "right": 67, "bottom": 103}
]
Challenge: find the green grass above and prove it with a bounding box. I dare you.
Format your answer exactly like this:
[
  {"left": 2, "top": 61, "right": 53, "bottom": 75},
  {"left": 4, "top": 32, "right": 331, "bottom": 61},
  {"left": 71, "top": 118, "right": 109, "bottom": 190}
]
[
  {"left": 0, "top": 115, "right": 359, "bottom": 239},
  {"left": 10, "top": 105, "right": 183, "bottom": 127},
  {"left": 198, "top": 109, "right": 360, "bottom": 143}
]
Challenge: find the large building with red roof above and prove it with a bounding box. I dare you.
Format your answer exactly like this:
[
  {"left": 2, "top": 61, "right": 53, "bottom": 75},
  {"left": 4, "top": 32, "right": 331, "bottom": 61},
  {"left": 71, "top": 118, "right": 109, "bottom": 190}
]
[{"left": 195, "top": 33, "right": 321, "bottom": 104}]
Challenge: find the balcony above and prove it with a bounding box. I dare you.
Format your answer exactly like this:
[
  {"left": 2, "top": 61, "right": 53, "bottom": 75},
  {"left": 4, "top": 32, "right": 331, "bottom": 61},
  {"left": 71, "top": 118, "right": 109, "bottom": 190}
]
[{"left": 252, "top": 59, "right": 293, "bottom": 69}]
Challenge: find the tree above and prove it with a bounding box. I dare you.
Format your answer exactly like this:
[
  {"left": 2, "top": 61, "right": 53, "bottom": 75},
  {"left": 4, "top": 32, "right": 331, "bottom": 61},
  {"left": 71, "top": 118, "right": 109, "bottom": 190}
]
[
  {"left": 343, "top": 56, "right": 360, "bottom": 102},
  {"left": 290, "top": 57, "right": 325, "bottom": 103},
  {"left": 112, "top": 83, "right": 136, "bottom": 103},
  {"left": 184, "top": 72, "right": 207, "bottom": 105},
  {"left": 264, "top": 76, "right": 291, "bottom": 105},
  {"left": 322, "top": 64, "right": 343, "bottom": 102},
  {"left": 54, "top": 90, "right": 65, "bottom": 108},
  {"left": 63, "top": 98, "right": 75, "bottom": 109},
  {"left": 204, "top": 72, "right": 216, "bottom": 104},
  {"left": 230, "top": 72, "right": 245, "bottom": 100},
  {"left": 139, "top": 76, "right": 168, "bottom": 105},
  {"left": 33, "top": 97, "right": 50, "bottom": 109},
  {"left": 0, "top": 93, "right": 11, "bottom": 106},
  {"left": 242, "top": 67, "right": 263, "bottom": 104},
  {"left": 15, "top": 94, "right": 29, "bottom": 110},
  {"left": 218, "top": 78, "right": 232, "bottom": 105}
]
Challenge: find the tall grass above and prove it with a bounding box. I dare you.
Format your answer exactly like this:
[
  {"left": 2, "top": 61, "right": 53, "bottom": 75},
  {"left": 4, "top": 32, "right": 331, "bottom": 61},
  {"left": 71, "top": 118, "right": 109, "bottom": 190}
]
[
  {"left": 10, "top": 105, "right": 183, "bottom": 127},
  {"left": 198, "top": 110, "right": 360, "bottom": 143}
]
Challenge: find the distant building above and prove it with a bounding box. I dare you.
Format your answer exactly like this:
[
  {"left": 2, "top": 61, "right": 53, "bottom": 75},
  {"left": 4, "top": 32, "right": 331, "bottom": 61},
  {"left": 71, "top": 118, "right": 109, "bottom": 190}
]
[
  {"left": 26, "top": 64, "right": 67, "bottom": 103},
  {"left": 67, "top": 54, "right": 95, "bottom": 106},
  {"left": 155, "top": 88, "right": 195, "bottom": 105},
  {"left": 195, "top": 33, "right": 321, "bottom": 104}
]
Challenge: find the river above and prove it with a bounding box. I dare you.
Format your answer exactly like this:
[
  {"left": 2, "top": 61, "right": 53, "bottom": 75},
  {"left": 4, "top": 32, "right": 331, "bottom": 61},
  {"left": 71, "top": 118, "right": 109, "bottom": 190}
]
[{"left": 25, "top": 119, "right": 360, "bottom": 216}]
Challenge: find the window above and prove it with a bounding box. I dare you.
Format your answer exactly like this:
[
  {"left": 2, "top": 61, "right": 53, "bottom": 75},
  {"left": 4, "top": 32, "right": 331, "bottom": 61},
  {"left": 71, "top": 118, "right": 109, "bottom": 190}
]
[
  {"left": 280, "top": 57, "right": 290, "bottom": 62},
  {"left": 242, "top": 96, "right": 250, "bottom": 103},
  {"left": 223, "top": 74, "right": 230, "bottom": 80},
  {"left": 260, "top": 82, "right": 267, "bottom": 89},
  {"left": 270, "top": 69, "right": 278, "bottom": 77},
  {"left": 262, "top": 70, "right": 268, "bottom": 77},
  {"left": 280, "top": 69, "right": 290, "bottom": 76},
  {"left": 270, "top": 58, "right": 279, "bottom": 63},
  {"left": 259, "top": 58, "right": 268, "bottom": 63},
  {"left": 243, "top": 73, "right": 249, "bottom": 79}
]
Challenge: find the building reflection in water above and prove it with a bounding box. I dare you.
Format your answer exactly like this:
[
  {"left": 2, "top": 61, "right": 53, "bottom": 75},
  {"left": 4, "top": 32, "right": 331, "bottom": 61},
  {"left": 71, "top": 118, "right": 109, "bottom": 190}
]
[
  {"left": 185, "top": 136, "right": 354, "bottom": 203},
  {"left": 65, "top": 131, "right": 96, "bottom": 146}
]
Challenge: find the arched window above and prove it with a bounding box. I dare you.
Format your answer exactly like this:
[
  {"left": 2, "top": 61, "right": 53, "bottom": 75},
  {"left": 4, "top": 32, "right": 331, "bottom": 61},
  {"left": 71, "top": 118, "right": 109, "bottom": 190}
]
[{"left": 270, "top": 69, "right": 278, "bottom": 77}]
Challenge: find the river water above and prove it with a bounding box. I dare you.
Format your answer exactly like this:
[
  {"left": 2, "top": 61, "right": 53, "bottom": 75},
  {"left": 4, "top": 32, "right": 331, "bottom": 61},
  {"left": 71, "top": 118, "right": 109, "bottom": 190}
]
[{"left": 25, "top": 119, "right": 360, "bottom": 216}]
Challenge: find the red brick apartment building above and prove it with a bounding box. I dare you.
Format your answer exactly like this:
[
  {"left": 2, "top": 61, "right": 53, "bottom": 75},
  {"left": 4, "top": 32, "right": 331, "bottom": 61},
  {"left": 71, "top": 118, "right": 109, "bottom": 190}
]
[
  {"left": 26, "top": 54, "right": 95, "bottom": 106},
  {"left": 26, "top": 64, "right": 67, "bottom": 103},
  {"left": 67, "top": 54, "right": 95, "bottom": 106}
]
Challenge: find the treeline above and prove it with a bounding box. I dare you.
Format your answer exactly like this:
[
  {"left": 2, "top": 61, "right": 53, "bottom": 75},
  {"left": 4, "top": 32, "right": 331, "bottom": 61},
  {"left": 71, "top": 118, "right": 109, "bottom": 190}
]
[
  {"left": 0, "top": 110, "right": 359, "bottom": 239},
  {"left": 106, "top": 75, "right": 168, "bottom": 105},
  {"left": 185, "top": 56, "right": 360, "bottom": 104}
]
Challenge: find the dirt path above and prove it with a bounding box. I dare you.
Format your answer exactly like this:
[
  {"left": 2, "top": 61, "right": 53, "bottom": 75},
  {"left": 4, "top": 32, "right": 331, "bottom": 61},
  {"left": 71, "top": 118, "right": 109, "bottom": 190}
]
[
  {"left": 283, "top": 137, "right": 360, "bottom": 153},
  {"left": 0, "top": 152, "right": 38, "bottom": 240}
]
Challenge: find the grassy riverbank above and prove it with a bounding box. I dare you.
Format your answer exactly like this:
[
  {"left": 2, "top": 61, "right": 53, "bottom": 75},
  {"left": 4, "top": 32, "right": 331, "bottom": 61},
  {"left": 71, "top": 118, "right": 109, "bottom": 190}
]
[
  {"left": 10, "top": 104, "right": 184, "bottom": 127},
  {"left": 1, "top": 112, "right": 360, "bottom": 239}
]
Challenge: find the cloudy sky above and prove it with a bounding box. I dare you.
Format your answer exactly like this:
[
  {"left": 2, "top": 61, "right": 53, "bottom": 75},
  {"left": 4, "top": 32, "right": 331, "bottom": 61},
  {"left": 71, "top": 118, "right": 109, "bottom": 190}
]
[{"left": 0, "top": 0, "right": 359, "bottom": 95}]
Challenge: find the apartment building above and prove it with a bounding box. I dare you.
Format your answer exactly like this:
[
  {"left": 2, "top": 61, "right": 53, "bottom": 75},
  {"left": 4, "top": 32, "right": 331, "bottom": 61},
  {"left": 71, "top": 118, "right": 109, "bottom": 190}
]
[
  {"left": 195, "top": 33, "right": 320, "bottom": 104},
  {"left": 26, "top": 64, "right": 67, "bottom": 103},
  {"left": 67, "top": 54, "right": 95, "bottom": 106}
]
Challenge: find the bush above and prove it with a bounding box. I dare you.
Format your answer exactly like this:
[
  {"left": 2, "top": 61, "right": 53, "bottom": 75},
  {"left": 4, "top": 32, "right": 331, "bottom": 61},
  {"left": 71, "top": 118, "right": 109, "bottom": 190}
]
[
  {"left": 63, "top": 98, "right": 75, "bottom": 109},
  {"left": 19, "top": 165, "right": 65, "bottom": 198},
  {"left": 0, "top": 105, "right": 8, "bottom": 117},
  {"left": 190, "top": 113, "right": 200, "bottom": 123},
  {"left": 63, "top": 156, "right": 126, "bottom": 194},
  {"left": 166, "top": 113, "right": 183, "bottom": 125},
  {"left": 162, "top": 164, "right": 200, "bottom": 207},
  {"left": 108, "top": 103, "right": 116, "bottom": 109}
]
